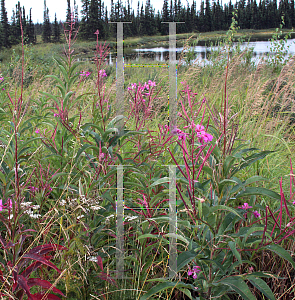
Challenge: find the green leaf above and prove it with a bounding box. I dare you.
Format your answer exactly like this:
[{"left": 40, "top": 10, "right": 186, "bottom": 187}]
[
  {"left": 164, "top": 233, "right": 189, "bottom": 245},
  {"left": 216, "top": 277, "right": 256, "bottom": 300},
  {"left": 63, "top": 91, "right": 74, "bottom": 108},
  {"left": 232, "top": 150, "right": 274, "bottom": 176},
  {"left": 210, "top": 205, "right": 246, "bottom": 221},
  {"left": 242, "top": 227, "right": 269, "bottom": 245},
  {"left": 236, "top": 187, "right": 280, "bottom": 201},
  {"left": 0, "top": 172, "right": 6, "bottom": 185},
  {"left": 218, "top": 178, "right": 241, "bottom": 193},
  {"left": 107, "top": 115, "right": 124, "bottom": 129},
  {"left": 176, "top": 249, "right": 197, "bottom": 273},
  {"left": 244, "top": 176, "right": 268, "bottom": 186},
  {"left": 150, "top": 177, "right": 170, "bottom": 187},
  {"left": 45, "top": 75, "right": 66, "bottom": 90},
  {"left": 262, "top": 244, "right": 295, "bottom": 269},
  {"left": 40, "top": 92, "right": 59, "bottom": 106},
  {"left": 50, "top": 172, "right": 68, "bottom": 181},
  {"left": 228, "top": 241, "right": 242, "bottom": 264},
  {"left": 139, "top": 282, "right": 196, "bottom": 300},
  {"left": 137, "top": 234, "right": 168, "bottom": 244},
  {"left": 247, "top": 276, "right": 276, "bottom": 300}
]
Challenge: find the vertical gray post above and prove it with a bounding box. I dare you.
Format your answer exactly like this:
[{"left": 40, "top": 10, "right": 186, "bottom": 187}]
[
  {"left": 169, "top": 165, "right": 177, "bottom": 278},
  {"left": 169, "top": 23, "right": 177, "bottom": 132},
  {"left": 116, "top": 164, "right": 124, "bottom": 279},
  {"left": 161, "top": 22, "right": 184, "bottom": 133},
  {"left": 109, "top": 21, "right": 132, "bottom": 135},
  {"left": 116, "top": 23, "right": 124, "bottom": 134}
]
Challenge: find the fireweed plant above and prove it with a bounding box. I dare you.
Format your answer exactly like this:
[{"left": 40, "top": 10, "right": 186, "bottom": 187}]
[{"left": 0, "top": 13, "right": 295, "bottom": 300}]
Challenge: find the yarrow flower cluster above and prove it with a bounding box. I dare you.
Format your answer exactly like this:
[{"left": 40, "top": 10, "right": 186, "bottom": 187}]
[
  {"left": 60, "top": 196, "right": 104, "bottom": 213},
  {"left": 188, "top": 265, "right": 201, "bottom": 279},
  {"left": 238, "top": 202, "right": 261, "bottom": 218}
]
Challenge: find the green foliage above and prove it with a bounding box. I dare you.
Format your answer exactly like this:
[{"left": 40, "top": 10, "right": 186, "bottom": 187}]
[{"left": 268, "top": 16, "right": 295, "bottom": 72}]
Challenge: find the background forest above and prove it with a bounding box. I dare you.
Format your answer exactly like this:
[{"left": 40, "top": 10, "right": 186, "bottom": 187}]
[{"left": 0, "top": 0, "right": 294, "bottom": 48}]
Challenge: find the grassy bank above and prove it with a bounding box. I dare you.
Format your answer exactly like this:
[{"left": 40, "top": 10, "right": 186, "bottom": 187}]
[{"left": 1, "top": 27, "right": 295, "bottom": 65}]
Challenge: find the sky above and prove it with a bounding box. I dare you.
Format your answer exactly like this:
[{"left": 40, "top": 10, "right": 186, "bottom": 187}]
[{"left": 6, "top": 0, "right": 203, "bottom": 24}]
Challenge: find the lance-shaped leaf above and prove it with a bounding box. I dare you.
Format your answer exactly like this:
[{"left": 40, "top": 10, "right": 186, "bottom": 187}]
[
  {"left": 236, "top": 187, "right": 280, "bottom": 201},
  {"left": 261, "top": 244, "right": 295, "bottom": 269},
  {"left": 27, "top": 278, "right": 65, "bottom": 297},
  {"left": 246, "top": 275, "right": 276, "bottom": 300},
  {"left": 139, "top": 282, "right": 196, "bottom": 300},
  {"left": 22, "top": 254, "right": 62, "bottom": 273},
  {"left": 215, "top": 277, "right": 256, "bottom": 300}
]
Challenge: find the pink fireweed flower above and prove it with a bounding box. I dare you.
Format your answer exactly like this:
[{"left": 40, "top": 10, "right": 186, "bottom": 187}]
[
  {"left": 54, "top": 113, "right": 58, "bottom": 117},
  {"left": 99, "top": 69, "right": 107, "bottom": 77},
  {"left": 293, "top": 200, "right": 295, "bottom": 205},
  {"left": 188, "top": 265, "right": 201, "bottom": 279},
  {"left": 8, "top": 199, "right": 13, "bottom": 208},
  {"left": 35, "top": 129, "right": 40, "bottom": 134},
  {"left": 238, "top": 203, "right": 253, "bottom": 210},
  {"left": 148, "top": 80, "right": 156, "bottom": 87},
  {"left": 0, "top": 77, "right": 4, "bottom": 82},
  {"left": 80, "top": 71, "right": 91, "bottom": 77},
  {"left": 195, "top": 124, "right": 205, "bottom": 132},
  {"left": 0, "top": 199, "right": 3, "bottom": 211},
  {"left": 252, "top": 210, "right": 261, "bottom": 218}
]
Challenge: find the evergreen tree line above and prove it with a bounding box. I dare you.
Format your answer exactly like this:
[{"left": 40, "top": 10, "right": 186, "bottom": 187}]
[
  {"left": 0, "top": 0, "right": 35, "bottom": 48},
  {"left": 0, "top": 0, "right": 294, "bottom": 48},
  {"left": 79, "top": 0, "right": 295, "bottom": 40}
]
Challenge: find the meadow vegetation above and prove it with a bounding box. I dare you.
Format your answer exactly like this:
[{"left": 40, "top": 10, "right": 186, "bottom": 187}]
[{"left": 0, "top": 17, "right": 295, "bottom": 300}]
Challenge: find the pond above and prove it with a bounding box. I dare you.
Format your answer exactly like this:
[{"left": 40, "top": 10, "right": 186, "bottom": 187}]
[{"left": 105, "top": 38, "right": 295, "bottom": 66}]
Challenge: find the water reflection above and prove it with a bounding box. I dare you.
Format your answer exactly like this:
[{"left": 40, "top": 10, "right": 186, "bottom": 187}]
[
  {"left": 77, "top": 39, "right": 295, "bottom": 66},
  {"left": 106, "top": 39, "right": 295, "bottom": 66}
]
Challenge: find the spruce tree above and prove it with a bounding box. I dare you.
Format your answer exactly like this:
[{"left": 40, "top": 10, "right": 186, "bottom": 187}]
[
  {"left": 204, "top": 0, "right": 212, "bottom": 31},
  {"left": 89, "top": 0, "right": 99, "bottom": 39},
  {"left": 10, "top": 10, "right": 18, "bottom": 45},
  {"left": 53, "top": 13, "right": 60, "bottom": 43},
  {"left": 42, "top": 0, "right": 51, "bottom": 43},
  {"left": 74, "top": 0, "right": 79, "bottom": 26},
  {"left": 161, "top": 0, "right": 169, "bottom": 34},
  {"left": 80, "top": 0, "right": 90, "bottom": 38},
  {"left": 66, "top": 0, "right": 71, "bottom": 24},
  {"left": 27, "top": 8, "right": 35, "bottom": 44},
  {"left": 1, "top": 0, "right": 10, "bottom": 47}
]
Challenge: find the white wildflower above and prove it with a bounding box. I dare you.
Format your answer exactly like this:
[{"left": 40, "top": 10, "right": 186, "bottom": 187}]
[
  {"left": 31, "top": 205, "right": 40, "bottom": 210},
  {"left": 59, "top": 199, "right": 66, "bottom": 206},
  {"left": 125, "top": 216, "right": 138, "bottom": 221},
  {"left": 90, "top": 205, "right": 104, "bottom": 211},
  {"left": 77, "top": 215, "right": 84, "bottom": 220},
  {"left": 20, "top": 202, "right": 32, "bottom": 208},
  {"left": 30, "top": 214, "right": 41, "bottom": 219},
  {"left": 88, "top": 256, "right": 97, "bottom": 262}
]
